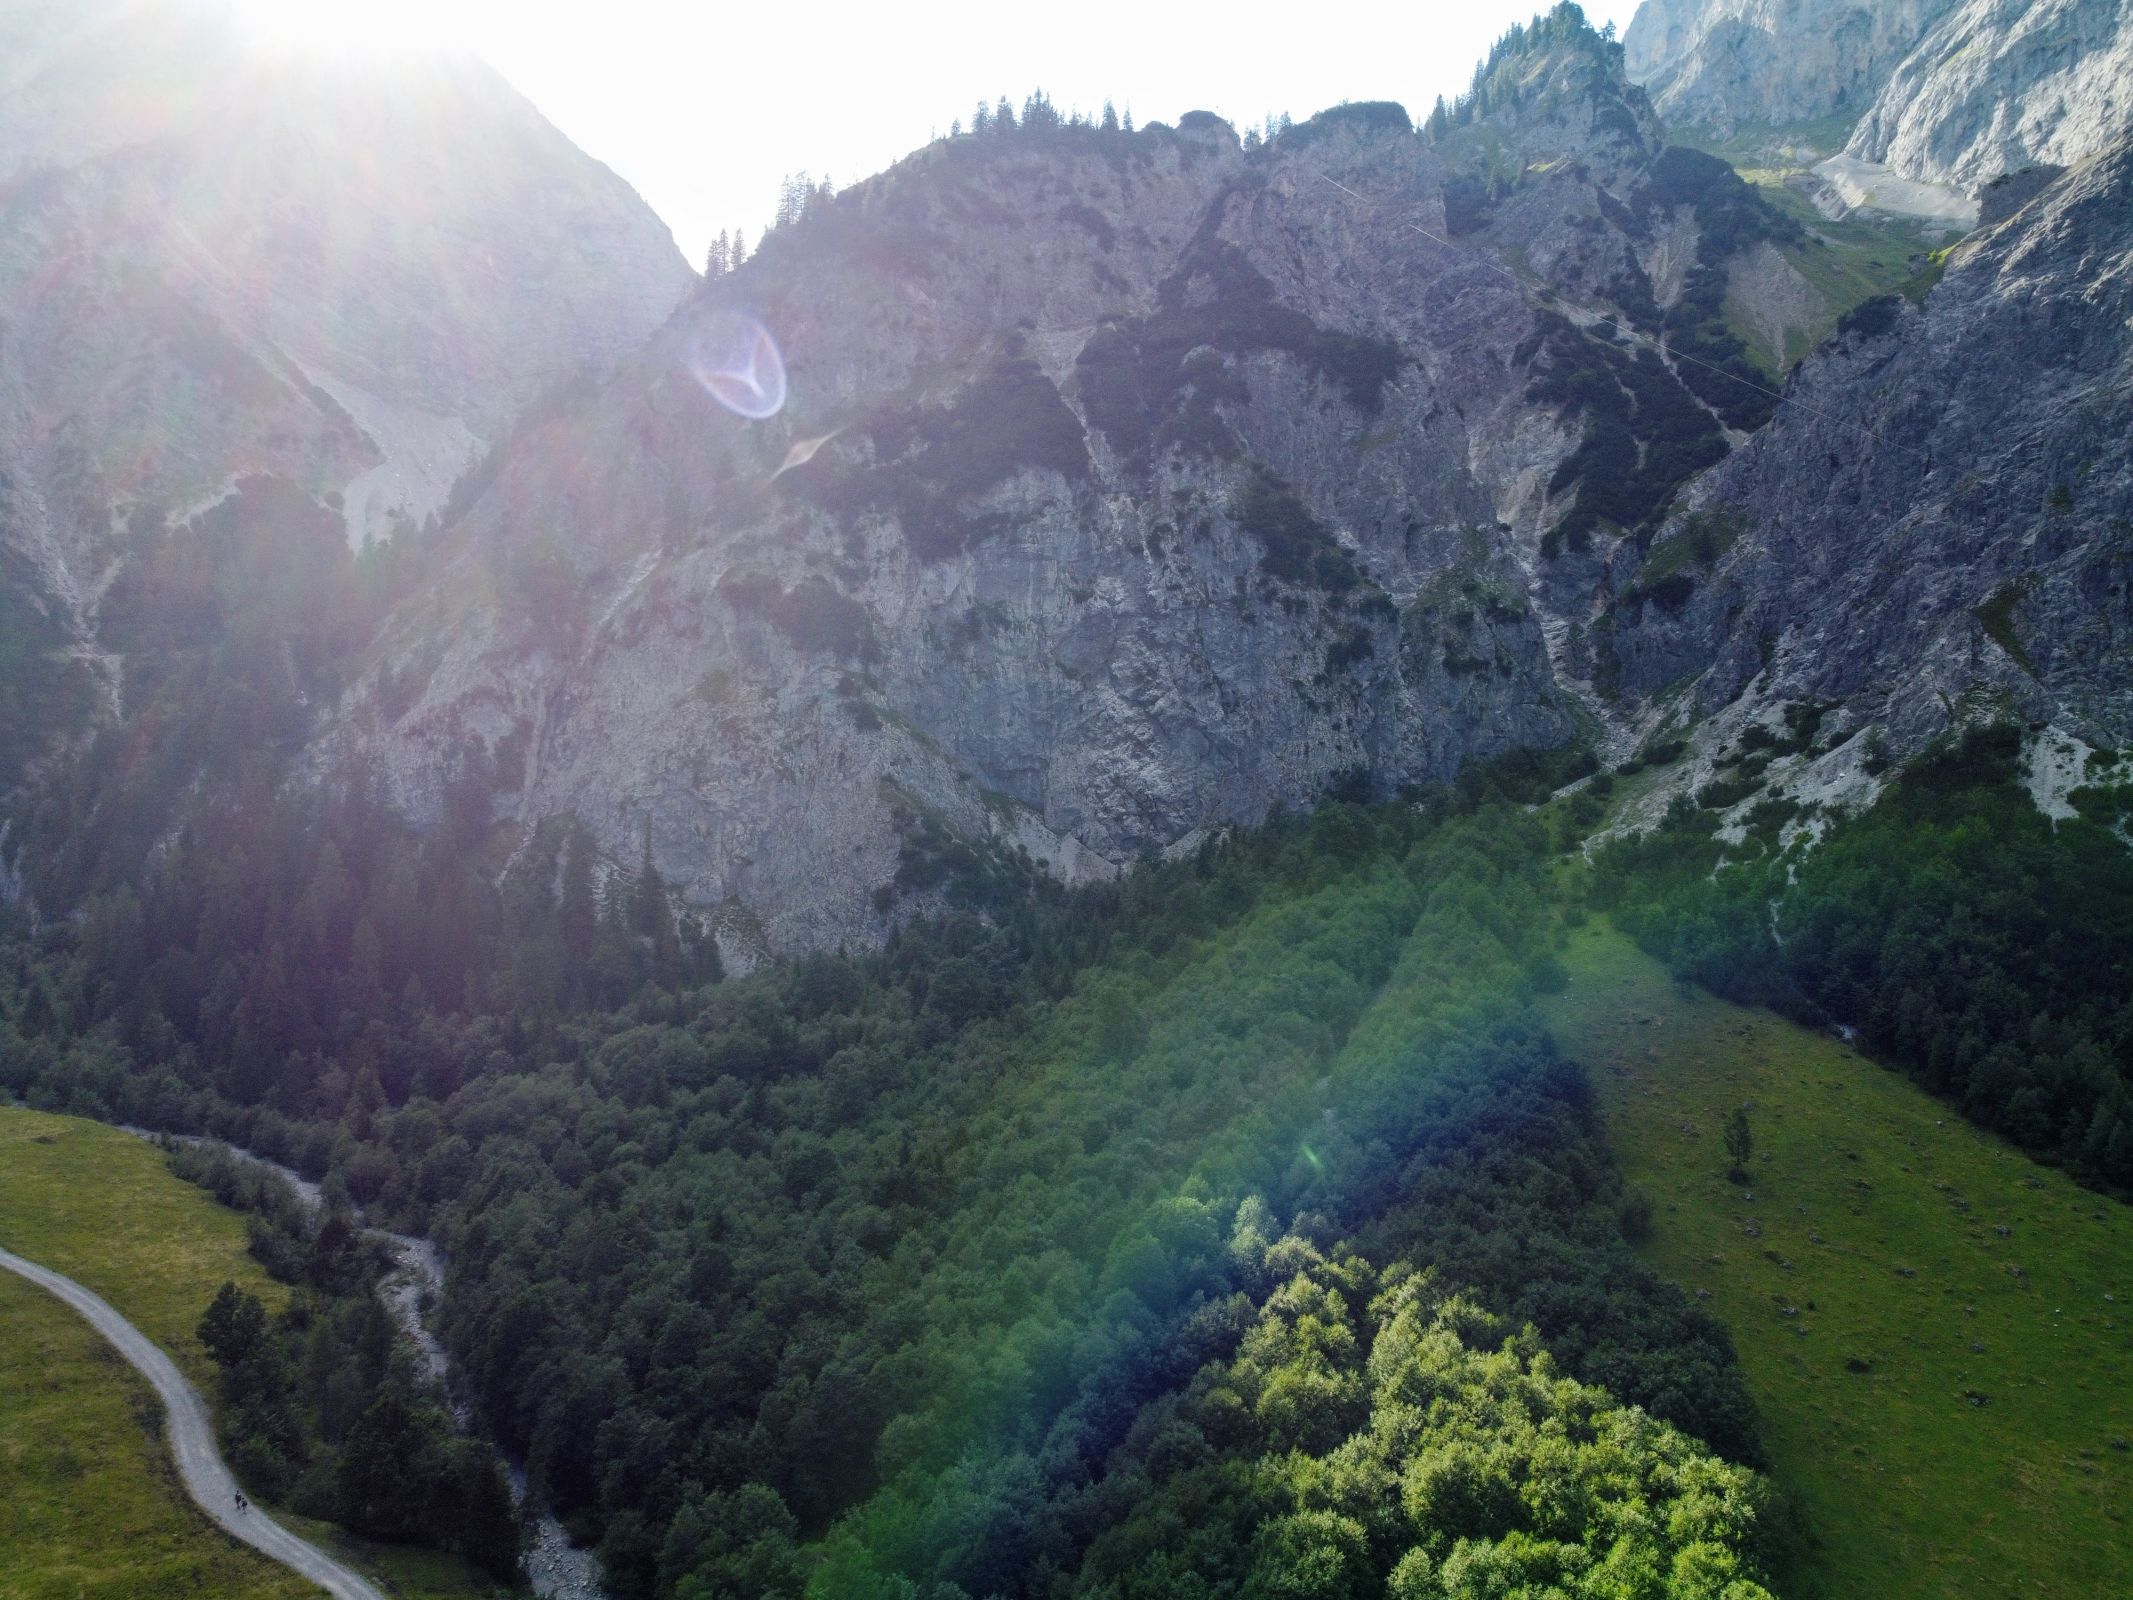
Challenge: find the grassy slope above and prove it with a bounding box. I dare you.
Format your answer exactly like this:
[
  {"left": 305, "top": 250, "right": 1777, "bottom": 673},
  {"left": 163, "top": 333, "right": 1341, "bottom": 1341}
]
[
  {"left": 1543, "top": 925, "right": 2132, "bottom": 1600},
  {"left": 0, "top": 1108, "right": 290, "bottom": 1387},
  {"left": 1723, "top": 192, "right": 1941, "bottom": 375},
  {"left": 1670, "top": 118, "right": 1945, "bottom": 373},
  {"left": 0, "top": 1107, "right": 511, "bottom": 1599},
  {"left": 0, "top": 1109, "right": 314, "bottom": 1599},
  {"left": 0, "top": 1273, "right": 313, "bottom": 1600}
]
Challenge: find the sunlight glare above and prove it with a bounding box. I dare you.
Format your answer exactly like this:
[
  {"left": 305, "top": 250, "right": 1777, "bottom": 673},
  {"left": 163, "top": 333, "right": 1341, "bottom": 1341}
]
[{"left": 223, "top": 0, "right": 474, "bottom": 59}]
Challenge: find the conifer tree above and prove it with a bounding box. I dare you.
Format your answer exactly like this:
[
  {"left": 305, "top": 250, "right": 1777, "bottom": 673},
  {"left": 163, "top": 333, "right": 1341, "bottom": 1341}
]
[
  {"left": 198, "top": 1281, "right": 268, "bottom": 1368},
  {"left": 560, "top": 821, "right": 596, "bottom": 971},
  {"left": 634, "top": 828, "right": 680, "bottom": 974},
  {"left": 1724, "top": 1105, "right": 1754, "bottom": 1178}
]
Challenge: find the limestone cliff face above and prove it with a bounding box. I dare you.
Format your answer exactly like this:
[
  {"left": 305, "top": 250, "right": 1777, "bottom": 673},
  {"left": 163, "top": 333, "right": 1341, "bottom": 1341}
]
[
  {"left": 331, "top": 41, "right": 1746, "bottom": 951},
  {"left": 13, "top": 6, "right": 2116, "bottom": 953},
  {"left": 1624, "top": 0, "right": 2132, "bottom": 192},
  {"left": 334, "top": 50, "right": 2133, "bottom": 951},
  {"left": 1845, "top": 0, "right": 2133, "bottom": 189},
  {"left": 0, "top": 0, "right": 694, "bottom": 740},
  {"left": 1624, "top": 0, "right": 1959, "bottom": 132},
  {"left": 1605, "top": 139, "right": 2133, "bottom": 820}
]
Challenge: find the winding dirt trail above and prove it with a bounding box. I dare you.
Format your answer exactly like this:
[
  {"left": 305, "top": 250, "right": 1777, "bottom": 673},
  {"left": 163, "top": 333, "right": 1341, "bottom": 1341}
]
[{"left": 0, "top": 1244, "right": 387, "bottom": 1600}]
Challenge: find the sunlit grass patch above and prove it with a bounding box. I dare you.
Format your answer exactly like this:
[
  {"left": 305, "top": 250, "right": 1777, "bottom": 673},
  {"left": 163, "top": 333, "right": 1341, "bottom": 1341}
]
[
  {"left": 0, "top": 1108, "right": 509, "bottom": 1598},
  {"left": 0, "top": 1107, "right": 286, "bottom": 1387},
  {"left": 1544, "top": 925, "right": 2133, "bottom": 1600},
  {"left": 0, "top": 1172, "right": 309, "bottom": 1599}
]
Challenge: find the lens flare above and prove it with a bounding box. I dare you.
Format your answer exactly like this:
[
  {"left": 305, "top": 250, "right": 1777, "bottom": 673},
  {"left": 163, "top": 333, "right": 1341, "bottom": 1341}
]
[
  {"left": 771, "top": 429, "right": 843, "bottom": 480},
  {"left": 688, "top": 310, "right": 787, "bottom": 419}
]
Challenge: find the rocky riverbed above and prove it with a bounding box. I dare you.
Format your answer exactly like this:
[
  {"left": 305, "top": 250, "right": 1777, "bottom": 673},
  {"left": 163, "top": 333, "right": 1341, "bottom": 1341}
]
[{"left": 124, "top": 1128, "right": 609, "bottom": 1600}]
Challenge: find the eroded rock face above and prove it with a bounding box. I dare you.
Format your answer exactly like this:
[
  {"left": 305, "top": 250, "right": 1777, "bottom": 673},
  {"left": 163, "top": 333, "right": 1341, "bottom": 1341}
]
[
  {"left": 328, "top": 72, "right": 1717, "bottom": 950},
  {"left": 336, "top": 84, "right": 2133, "bottom": 951},
  {"left": 1624, "top": 0, "right": 1960, "bottom": 132},
  {"left": 0, "top": 0, "right": 693, "bottom": 596},
  {"left": 1607, "top": 141, "right": 2133, "bottom": 791},
  {"left": 1845, "top": 0, "right": 2133, "bottom": 190},
  {"left": 1624, "top": 0, "right": 2132, "bottom": 194},
  {"left": 12, "top": 6, "right": 2115, "bottom": 953}
]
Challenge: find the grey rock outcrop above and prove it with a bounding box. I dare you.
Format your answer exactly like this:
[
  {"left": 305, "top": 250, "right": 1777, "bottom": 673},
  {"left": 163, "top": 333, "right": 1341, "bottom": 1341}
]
[
  {"left": 334, "top": 68, "right": 2133, "bottom": 949},
  {"left": 329, "top": 50, "right": 1731, "bottom": 950},
  {"left": 1606, "top": 140, "right": 2133, "bottom": 790},
  {"left": 1624, "top": 0, "right": 2133, "bottom": 193},
  {"left": 1845, "top": 0, "right": 2133, "bottom": 189},
  {"left": 1625, "top": 0, "right": 1960, "bottom": 132},
  {"left": 0, "top": 0, "right": 692, "bottom": 655},
  {"left": 12, "top": 6, "right": 2123, "bottom": 953}
]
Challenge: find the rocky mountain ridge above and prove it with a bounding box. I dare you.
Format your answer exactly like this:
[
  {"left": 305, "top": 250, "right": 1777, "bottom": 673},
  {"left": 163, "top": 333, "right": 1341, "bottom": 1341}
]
[
  {"left": 1605, "top": 133, "right": 2133, "bottom": 835},
  {"left": 1847, "top": 0, "right": 2133, "bottom": 188},
  {"left": 1624, "top": 0, "right": 1963, "bottom": 133},
  {"left": 318, "top": 12, "right": 2130, "bottom": 954},
  {"left": 0, "top": 0, "right": 693, "bottom": 775},
  {"left": 5, "top": 5, "right": 2126, "bottom": 962},
  {"left": 1625, "top": 0, "right": 2132, "bottom": 196}
]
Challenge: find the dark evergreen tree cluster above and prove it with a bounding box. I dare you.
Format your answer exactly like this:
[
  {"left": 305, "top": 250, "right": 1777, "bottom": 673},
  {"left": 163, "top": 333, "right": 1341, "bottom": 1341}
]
[
  {"left": 185, "top": 1150, "right": 522, "bottom": 1581},
  {"left": 1428, "top": 4, "right": 1631, "bottom": 138},
  {"left": 773, "top": 172, "right": 836, "bottom": 229},
  {"left": 701, "top": 228, "right": 748, "bottom": 277},
  {"left": 963, "top": 89, "right": 1128, "bottom": 140}
]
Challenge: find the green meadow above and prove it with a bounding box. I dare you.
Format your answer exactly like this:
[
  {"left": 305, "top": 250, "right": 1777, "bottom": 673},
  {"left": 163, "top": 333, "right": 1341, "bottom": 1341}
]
[
  {"left": 1544, "top": 924, "right": 2133, "bottom": 1600},
  {"left": 0, "top": 1270, "right": 316, "bottom": 1600},
  {"left": 0, "top": 1106, "right": 510, "bottom": 1599},
  {"left": 0, "top": 1107, "right": 315, "bottom": 1599}
]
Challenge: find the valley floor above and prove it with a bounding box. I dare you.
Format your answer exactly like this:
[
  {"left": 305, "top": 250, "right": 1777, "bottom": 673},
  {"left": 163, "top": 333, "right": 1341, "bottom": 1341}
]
[
  {"left": 0, "top": 1267, "right": 313, "bottom": 1600},
  {"left": 1543, "top": 925, "right": 2133, "bottom": 1599},
  {"left": 0, "top": 1242, "right": 386, "bottom": 1600},
  {"left": 0, "top": 1108, "right": 511, "bottom": 1600}
]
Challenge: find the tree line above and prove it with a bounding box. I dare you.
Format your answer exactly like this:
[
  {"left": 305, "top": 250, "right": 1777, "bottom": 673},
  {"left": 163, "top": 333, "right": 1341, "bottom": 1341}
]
[{"left": 1595, "top": 722, "right": 2133, "bottom": 1194}]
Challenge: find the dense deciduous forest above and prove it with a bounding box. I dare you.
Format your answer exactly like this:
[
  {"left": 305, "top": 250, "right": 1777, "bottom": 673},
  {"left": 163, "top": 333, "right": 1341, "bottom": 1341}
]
[
  {"left": 5, "top": 506, "right": 2127, "bottom": 1594},
  {"left": 3, "top": 737, "right": 1775, "bottom": 1594}
]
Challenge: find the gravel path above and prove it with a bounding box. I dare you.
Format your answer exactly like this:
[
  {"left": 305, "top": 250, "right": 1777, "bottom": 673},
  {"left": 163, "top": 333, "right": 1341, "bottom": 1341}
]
[
  {"left": 0, "top": 1244, "right": 386, "bottom": 1600},
  {"left": 118, "top": 1127, "right": 613, "bottom": 1598}
]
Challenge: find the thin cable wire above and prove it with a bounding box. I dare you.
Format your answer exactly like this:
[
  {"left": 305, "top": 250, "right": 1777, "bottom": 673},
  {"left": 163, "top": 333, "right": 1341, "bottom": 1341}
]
[{"left": 1316, "top": 172, "right": 1937, "bottom": 465}]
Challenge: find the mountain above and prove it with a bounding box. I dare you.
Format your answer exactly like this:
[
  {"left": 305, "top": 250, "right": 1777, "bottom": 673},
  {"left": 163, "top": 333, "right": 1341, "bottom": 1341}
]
[
  {"left": 318, "top": 21, "right": 1736, "bottom": 953},
  {"left": 4, "top": 10, "right": 2132, "bottom": 1596},
  {"left": 1606, "top": 135, "right": 2133, "bottom": 826},
  {"left": 1847, "top": 0, "right": 2133, "bottom": 188},
  {"left": 1623, "top": 0, "right": 1964, "bottom": 131},
  {"left": 1625, "top": 0, "right": 2133, "bottom": 199},
  {"left": 310, "top": 8, "right": 2131, "bottom": 956},
  {"left": 0, "top": 0, "right": 693, "bottom": 783}
]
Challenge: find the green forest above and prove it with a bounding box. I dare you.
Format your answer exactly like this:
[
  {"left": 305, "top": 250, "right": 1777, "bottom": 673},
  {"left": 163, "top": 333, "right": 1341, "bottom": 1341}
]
[
  {"left": 1, "top": 14, "right": 2128, "bottom": 1582},
  {"left": 12, "top": 682, "right": 2131, "bottom": 1594},
  {"left": 1595, "top": 725, "right": 2133, "bottom": 1193},
  {"left": 2, "top": 468, "right": 2125, "bottom": 1594},
  {"left": 4, "top": 773, "right": 1784, "bottom": 1596}
]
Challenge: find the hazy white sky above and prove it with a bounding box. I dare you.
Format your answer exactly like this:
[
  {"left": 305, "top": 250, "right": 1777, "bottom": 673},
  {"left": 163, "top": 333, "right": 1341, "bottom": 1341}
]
[{"left": 236, "top": 0, "right": 1640, "bottom": 266}]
